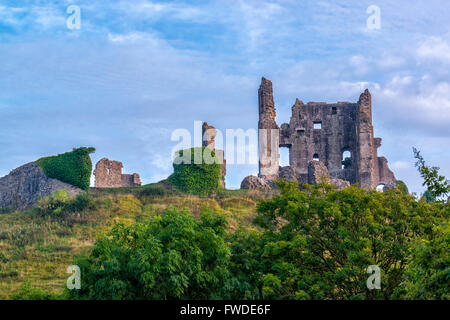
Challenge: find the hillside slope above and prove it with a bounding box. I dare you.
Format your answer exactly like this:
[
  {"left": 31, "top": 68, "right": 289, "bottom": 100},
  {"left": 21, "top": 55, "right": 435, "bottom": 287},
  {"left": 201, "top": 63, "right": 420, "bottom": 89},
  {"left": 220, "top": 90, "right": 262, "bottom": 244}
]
[{"left": 0, "top": 183, "right": 273, "bottom": 299}]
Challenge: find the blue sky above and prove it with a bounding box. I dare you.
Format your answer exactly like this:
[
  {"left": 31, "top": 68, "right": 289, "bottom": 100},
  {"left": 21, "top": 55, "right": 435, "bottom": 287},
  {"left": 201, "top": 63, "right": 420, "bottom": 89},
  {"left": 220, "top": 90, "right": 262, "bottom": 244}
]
[{"left": 1, "top": 0, "right": 449, "bottom": 194}]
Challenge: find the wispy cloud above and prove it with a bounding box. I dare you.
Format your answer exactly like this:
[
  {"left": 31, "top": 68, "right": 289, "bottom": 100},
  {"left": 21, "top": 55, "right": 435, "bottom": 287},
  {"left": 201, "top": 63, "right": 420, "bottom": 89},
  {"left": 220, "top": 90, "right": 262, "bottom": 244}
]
[{"left": 418, "top": 36, "right": 450, "bottom": 63}]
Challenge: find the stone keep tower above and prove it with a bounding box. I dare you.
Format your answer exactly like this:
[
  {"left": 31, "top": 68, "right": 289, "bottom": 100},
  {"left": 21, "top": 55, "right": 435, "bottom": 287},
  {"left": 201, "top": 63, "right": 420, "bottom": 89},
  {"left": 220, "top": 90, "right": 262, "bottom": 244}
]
[{"left": 258, "top": 77, "right": 396, "bottom": 190}]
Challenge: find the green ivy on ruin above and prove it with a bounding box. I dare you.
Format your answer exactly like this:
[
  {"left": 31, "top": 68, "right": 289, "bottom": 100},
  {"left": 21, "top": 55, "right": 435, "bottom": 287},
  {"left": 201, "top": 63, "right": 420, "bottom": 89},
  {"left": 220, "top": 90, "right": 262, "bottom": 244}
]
[
  {"left": 168, "top": 147, "right": 221, "bottom": 195},
  {"left": 36, "top": 147, "right": 96, "bottom": 190}
]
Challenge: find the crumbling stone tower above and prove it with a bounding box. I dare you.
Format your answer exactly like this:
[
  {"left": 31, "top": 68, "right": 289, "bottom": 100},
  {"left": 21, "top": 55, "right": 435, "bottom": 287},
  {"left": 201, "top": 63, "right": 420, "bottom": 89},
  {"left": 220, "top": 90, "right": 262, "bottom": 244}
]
[
  {"left": 258, "top": 78, "right": 280, "bottom": 180},
  {"left": 258, "top": 77, "right": 396, "bottom": 190},
  {"left": 202, "top": 122, "right": 226, "bottom": 188}
]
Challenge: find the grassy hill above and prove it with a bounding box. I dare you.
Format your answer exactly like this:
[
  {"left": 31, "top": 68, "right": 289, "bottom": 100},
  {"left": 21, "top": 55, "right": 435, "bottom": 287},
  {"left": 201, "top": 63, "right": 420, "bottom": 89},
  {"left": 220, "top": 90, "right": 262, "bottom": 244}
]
[{"left": 0, "top": 183, "right": 274, "bottom": 299}]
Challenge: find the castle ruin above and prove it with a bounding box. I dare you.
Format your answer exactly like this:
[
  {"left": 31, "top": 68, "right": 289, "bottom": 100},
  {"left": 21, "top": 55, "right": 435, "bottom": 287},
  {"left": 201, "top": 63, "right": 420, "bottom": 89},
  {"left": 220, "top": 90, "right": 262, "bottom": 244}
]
[
  {"left": 93, "top": 158, "right": 141, "bottom": 188},
  {"left": 252, "top": 77, "right": 396, "bottom": 190}
]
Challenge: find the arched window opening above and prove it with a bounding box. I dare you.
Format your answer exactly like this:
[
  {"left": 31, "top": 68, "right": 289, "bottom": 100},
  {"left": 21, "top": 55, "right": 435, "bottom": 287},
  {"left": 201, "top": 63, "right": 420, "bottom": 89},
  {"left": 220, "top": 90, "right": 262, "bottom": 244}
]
[
  {"left": 376, "top": 184, "right": 385, "bottom": 192},
  {"left": 341, "top": 150, "right": 352, "bottom": 169},
  {"left": 313, "top": 154, "right": 319, "bottom": 161}
]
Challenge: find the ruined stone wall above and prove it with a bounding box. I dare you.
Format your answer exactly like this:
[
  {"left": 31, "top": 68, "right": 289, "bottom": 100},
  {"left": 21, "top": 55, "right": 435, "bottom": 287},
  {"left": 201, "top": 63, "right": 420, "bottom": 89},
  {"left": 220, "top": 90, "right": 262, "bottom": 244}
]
[
  {"left": 121, "top": 173, "right": 142, "bottom": 188},
  {"left": 256, "top": 77, "right": 396, "bottom": 190},
  {"left": 280, "top": 99, "right": 359, "bottom": 185},
  {"left": 94, "top": 158, "right": 141, "bottom": 188}
]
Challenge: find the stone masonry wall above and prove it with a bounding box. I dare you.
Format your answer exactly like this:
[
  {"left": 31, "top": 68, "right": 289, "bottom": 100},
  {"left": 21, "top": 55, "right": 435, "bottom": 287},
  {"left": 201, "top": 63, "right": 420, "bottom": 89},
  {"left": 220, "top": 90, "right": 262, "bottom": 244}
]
[{"left": 94, "top": 158, "right": 141, "bottom": 188}]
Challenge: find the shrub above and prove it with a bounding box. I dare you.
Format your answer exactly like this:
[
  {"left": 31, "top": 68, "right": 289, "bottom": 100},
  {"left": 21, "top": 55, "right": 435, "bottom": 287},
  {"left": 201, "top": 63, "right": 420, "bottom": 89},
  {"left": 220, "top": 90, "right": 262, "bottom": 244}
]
[
  {"left": 37, "top": 147, "right": 95, "bottom": 190},
  {"left": 167, "top": 147, "right": 221, "bottom": 195},
  {"left": 67, "top": 192, "right": 95, "bottom": 212},
  {"left": 36, "top": 190, "right": 95, "bottom": 215},
  {"left": 36, "top": 190, "right": 72, "bottom": 215},
  {"left": 69, "top": 207, "right": 231, "bottom": 300}
]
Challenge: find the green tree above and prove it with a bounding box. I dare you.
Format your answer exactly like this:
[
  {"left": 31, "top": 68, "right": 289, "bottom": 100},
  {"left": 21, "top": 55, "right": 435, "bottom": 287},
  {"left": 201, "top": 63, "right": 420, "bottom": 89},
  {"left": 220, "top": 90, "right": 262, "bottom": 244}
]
[
  {"left": 400, "top": 223, "right": 449, "bottom": 299},
  {"left": 413, "top": 147, "right": 450, "bottom": 201},
  {"left": 254, "top": 181, "right": 446, "bottom": 299},
  {"left": 421, "top": 190, "right": 436, "bottom": 203},
  {"left": 396, "top": 180, "right": 409, "bottom": 195},
  {"left": 69, "top": 207, "right": 231, "bottom": 299}
]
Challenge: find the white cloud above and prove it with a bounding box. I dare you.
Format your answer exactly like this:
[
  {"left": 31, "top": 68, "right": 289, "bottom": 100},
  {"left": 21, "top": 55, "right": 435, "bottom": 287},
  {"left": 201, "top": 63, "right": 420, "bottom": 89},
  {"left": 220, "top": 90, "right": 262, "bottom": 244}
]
[{"left": 418, "top": 36, "right": 450, "bottom": 63}]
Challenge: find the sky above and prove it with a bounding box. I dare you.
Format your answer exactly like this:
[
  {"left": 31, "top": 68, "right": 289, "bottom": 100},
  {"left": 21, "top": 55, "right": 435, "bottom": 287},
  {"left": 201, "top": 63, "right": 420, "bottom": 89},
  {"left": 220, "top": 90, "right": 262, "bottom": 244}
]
[{"left": 0, "top": 0, "right": 449, "bottom": 194}]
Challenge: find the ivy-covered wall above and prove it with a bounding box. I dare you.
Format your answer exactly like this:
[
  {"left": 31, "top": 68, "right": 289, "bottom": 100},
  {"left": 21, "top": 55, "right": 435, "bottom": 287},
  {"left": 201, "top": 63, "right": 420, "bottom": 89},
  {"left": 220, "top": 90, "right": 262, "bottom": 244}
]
[
  {"left": 36, "top": 147, "right": 95, "bottom": 190},
  {"left": 168, "top": 147, "right": 221, "bottom": 195}
]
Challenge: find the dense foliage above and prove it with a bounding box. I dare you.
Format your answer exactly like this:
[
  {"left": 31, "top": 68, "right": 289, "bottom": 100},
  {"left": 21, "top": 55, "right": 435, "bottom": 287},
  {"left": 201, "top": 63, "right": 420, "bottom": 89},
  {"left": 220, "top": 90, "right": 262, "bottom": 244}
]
[
  {"left": 168, "top": 147, "right": 221, "bottom": 195},
  {"left": 69, "top": 181, "right": 448, "bottom": 300},
  {"left": 400, "top": 223, "right": 449, "bottom": 299},
  {"left": 37, "top": 147, "right": 95, "bottom": 190},
  {"left": 252, "top": 181, "right": 448, "bottom": 299},
  {"left": 69, "top": 207, "right": 231, "bottom": 299}
]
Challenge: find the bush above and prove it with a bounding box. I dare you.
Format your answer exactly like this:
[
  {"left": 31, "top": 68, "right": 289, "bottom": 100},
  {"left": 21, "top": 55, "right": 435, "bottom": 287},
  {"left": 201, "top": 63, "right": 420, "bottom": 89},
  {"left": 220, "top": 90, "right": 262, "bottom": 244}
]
[
  {"left": 37, "top": 147, "right": 95, "bottom": 190},
  {"left": 69, "top": 207, "right": 231, "bottom": 300},
  {"left": 66, "top": 192, "right": 96, "bottom": 212},
  {"left": 167, "top": 147, "right": 221, "bottom": 195},
  {"left": 36, "top": 190, "right": 72, "bottom": 215},
  {"left": 36, "top": 190, "right": 95, "bottom": 215}
]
